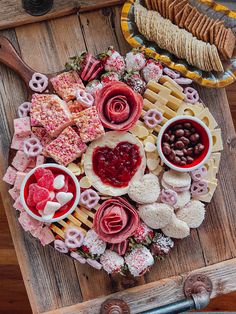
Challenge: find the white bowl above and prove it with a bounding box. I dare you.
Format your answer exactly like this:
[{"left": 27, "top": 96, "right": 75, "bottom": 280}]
[
  {"left": 157, "top": 116, "right": 213, "bottom": 172},
  {"left": 20, "top": 163, "right": 80, "bottom": 223}
]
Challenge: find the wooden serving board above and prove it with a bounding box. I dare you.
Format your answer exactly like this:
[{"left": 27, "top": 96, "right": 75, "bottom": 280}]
[{"left": 0, "top": 5, "right": 236, "bottom": 314}]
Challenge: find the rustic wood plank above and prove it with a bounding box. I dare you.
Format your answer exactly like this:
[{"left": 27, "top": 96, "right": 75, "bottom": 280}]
[
  {"left": 195, "top": 86, "right": 236, "bottom": 265},
  {"left": 0, "top": 0, "right": 124, "bottom": 31},
  {"left": 43, "top": 258, "right": 236, "bottom": 314}
]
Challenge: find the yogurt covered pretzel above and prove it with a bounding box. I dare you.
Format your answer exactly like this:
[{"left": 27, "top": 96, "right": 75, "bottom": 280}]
[
  {"left": 191, "top": 166, "right": 207, "bottom": 182},
  {"left": 163, "top": 67, "right": 180, "bottom": 79},
  {"left": 191, "top": 180, "right": 208, "bottom": 196},
  {"left": 144, "top": 109, "right": 163, "bottom": 128},
  {"left": 184, "top": 87, "right": 200, "bottom": 104},
  {"left": 23, "top": 137, "right": 43, "bottom": 157},
  {"left": 76, "top": 89, "right": 94, "bottom": 108},
  {"left": 65, "top": 227, "right": 84, "bottom": 249},
  {"left": 54, "top": 239, "right": 68, "bottom": 253},
  {"left": 29, "top": 73, "right": 48, "bottom": 93},
  {"left": 18, "top": 102, "right": 31, "bottom": 118},
  {"left": 161, "top": 189, "right": 178, "bottom": 206},
  {"left": 80, "top": 189, "right": 100, "bottom": 209}
]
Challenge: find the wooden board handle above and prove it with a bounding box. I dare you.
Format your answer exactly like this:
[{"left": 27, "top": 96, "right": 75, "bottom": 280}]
[{"left": 0, "top": 35, "right": 35, "bottom": 86}]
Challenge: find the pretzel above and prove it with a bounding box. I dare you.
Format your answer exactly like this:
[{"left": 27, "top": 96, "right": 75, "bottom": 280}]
[
  {"left": 174, "top": 77, "right": 193, "bottom": 85},
  {"left": 29, "top": 73, "right": 48, "bottom": 93},
  {"left": 65, "top": 227, "right": 84, "bottom": 249},
  {"left": 191, "top": 166, "right": 207, "bottom": 182},
  {"left": 144, "top": 109, "right": 163, "bottom": 128},
  {"left": 191, "top": 180, "right": 208, "bottom": 196},
  {"left": 163, "top": 67, "right": 180, "bottom": 79},
  {"left": 184, "top": 87, "right": 200, "bottom": 104},
  {"left": 80, "top": 189, "right": 100, "bottom": 209},
  {"left": 87, "top": 258, "right": 102, "bottom": 270},
  {"left": 54, "top": 239, "right": 68, "bottom": 253},
  {"left": 18, "top": 102, "right": 31, "bottom": 118},
  {"left": 70, "top": 252, "right": 86, "bottom": 264},
  {"left": 76, "top": 89, "right": 94, "bottom": 108},
  {"left": 23, "top": 137, "right": 43, "bottom": 157},
  {"left": 161, "top": 189, "right": 178, "bottom": 206}
]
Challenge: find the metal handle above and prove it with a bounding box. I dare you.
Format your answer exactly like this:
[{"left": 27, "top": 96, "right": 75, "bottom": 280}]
[
  {"left": 22, "top": 0, "right": 54, "bottom": 16},
  {"left": 100, "top": 274, "right": 213, "bottom": 314}
]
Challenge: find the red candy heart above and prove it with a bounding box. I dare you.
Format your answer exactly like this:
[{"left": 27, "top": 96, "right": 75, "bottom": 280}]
[
  {"left": 26, "top": 183, "right": 38, "bottom": 207},
  {"left": 36, "top": 199, "right": 48, "bottom": 211},
  {"left": 38, "top": 172, "right": 54, "bottom": 191},
  {"left": 34, "top": 167, "right": 47, "bottom": 180},
  {"left": 33, "top": 185, "right": 50, "bottom": 204}
]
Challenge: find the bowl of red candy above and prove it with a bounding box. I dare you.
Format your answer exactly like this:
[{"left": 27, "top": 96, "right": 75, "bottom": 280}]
[
  {"left": 20, "top": 163, "right": 80, "bottom": 223},
  {"left": 157, "top": 116, "right": 213, "bottom": 172}
]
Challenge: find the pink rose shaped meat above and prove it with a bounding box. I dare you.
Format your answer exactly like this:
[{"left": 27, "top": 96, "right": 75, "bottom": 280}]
[
  {"left": 94, "top": 197, "right": 139, "bottom": 244},
  {"left": 95, "top": 82, "right": 143, "bottom": 131}
]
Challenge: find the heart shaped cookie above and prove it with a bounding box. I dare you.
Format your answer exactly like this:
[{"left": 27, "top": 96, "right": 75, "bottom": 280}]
[
  {"left": 56, "top": 192, "right": 73, "bottom": 206},
  {"left": 128, "top": 174, "right": 160, "bottom": 204}
]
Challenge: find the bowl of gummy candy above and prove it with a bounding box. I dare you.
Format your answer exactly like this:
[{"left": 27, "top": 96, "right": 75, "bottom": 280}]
[{"left": 20, "top": 163, "right": 80, "bottom": 223}]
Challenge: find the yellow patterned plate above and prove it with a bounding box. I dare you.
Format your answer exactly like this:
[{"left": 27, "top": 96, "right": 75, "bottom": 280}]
[{"left": 121, "top": 0, "right": 236, "bottom": 88}]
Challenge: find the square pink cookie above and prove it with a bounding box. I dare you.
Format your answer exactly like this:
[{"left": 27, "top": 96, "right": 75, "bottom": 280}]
[
  {"left": 9, "top": 186, "right": 20, "bottom": 201},
  {"left": 45, "top": 126, "right": 87, "bottom": 166},
  {"left": 3, "top": 166, "right": 17, "bottom": 185},
  {"left": 12, "top": 151, "right": 31, "bottom": 172},
  {"left": 30, "top": 94, "right": 72, "bottom": 137},
  {"left": 11, "top": 133, "right": 31, "bottom": 151},
  {"left": 74, "top": 106, "right": 105, "bottom": 143},
  {"left": 50, "top": 71, "right": 84, "bottom": 102},
  {"left": 14, "top": 172, "right": 27, "bottom": 190},
  {"left": 13, "top": 117, "right": 31, "bottom": 137},
  {"left": 13, "top": 196, "right": 24, "bottom": 212}
]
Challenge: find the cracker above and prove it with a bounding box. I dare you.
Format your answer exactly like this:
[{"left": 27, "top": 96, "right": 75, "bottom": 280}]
[
  {"left": 174, "top": 0, "right": 188, "bottom": 25},
  {"left": 179, "top": 4, "right": 192, "bottom": 28},
  {"left": 210, "top": 44, "right": 224, "bottom": 72},
  {"left": 188, "top": 11, "right": 200, "bottom": 35},
  {"left": 162, "top": 0, "right": 167, "bottom": 18},
  {"left": 157, "top": 0, "right": 162, "bottom": 13},
  {"left": 214, "top": 24, "right": 224, "bottom": 46},
  {"left": 199, "top": 16, "right": 211, "bottom": 41},
  {"left": 151, "top": 0, "right": 158, "bottom": 11},
  {"left": 219, "top": 28, "right": 229, "bottom": 59},
  {"left": 196, "top": 15, "right": 207, "bottom": 40},
  {"left": 145, "top": 0, "right": 152, "bottom": 10},
  {"left": 184, "top": 7, "right": 197, "bottom": 31},
  {"left": 222, "top": 29, "right": 236, "bottom": 59},
  {"left": 209, "top": 19, "right": 220, "bottom": 44},
  {"left": 168, "top": 0, "right": 180, "bottom": 23},
  {"left": 203, "top": 18, "right": 214, "bottom": 42},
  {"left": 165, "top": 0, "right": 172, "bottom": 19}
]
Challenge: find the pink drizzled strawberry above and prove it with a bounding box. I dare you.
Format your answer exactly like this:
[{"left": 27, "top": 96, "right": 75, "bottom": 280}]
[
  {"left": 101, "top": 72, "right": 120, "bottom": 85},
  {"left": 125, "top": 49, "right": 146, "bottom": 72},
  {"left": 132, "top": 222, "right": 154, "bottom": 245},
  {"left": 141, "top": 59, "right": 163, "bottom": 83},
  {"left": 99, "top": 47, "right": 126, "bottom": 77}
]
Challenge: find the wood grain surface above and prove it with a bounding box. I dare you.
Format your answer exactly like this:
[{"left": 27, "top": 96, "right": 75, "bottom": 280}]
[{"left": 0, "top": 5, "right": 236, "bottom": 314}]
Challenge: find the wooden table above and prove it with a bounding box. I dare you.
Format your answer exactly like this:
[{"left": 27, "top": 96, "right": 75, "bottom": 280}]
[{"left": 0, "top": 2, "right": 236, "bottom": 313}]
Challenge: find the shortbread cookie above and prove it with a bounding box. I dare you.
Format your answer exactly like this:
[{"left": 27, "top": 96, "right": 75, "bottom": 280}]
[
  {"left": 176, "top": 200, "right": 205, "bottom": 228},
  {"left": 174, "top": 190, "right": 191, "bottom": 209},
  {"left": 162, "top": 170, "right": 191, "bottom": 192},
  {"left": 162, "top": 214, "right": 190, "bottom": 239},
  {"left": 138, "top": 203, "right": 173, "bottom": 229},
  {"left": 128, "top": 173, "right": 160, "bottom": 204}
]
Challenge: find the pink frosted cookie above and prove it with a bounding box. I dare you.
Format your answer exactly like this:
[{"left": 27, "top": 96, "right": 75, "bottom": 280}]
[
  {"left": 11, "top": 134, "right": 31, "bottom": 151},
  {"left": 74, "top": 107, "right": 105, "bottom": 143},
  {"left": 100, "top": 250, "right": 124, "bottom": 274},
  {"left": 30, "top": 94, "right": 72, "bottom": 137},
  {"left": 14, "top": 172, "right": 27, "bottom": 190},
  {"left": 3, "top": 166, "right": 17, "bottom": 185},
  {"left": 12, "top": 150, "right": 31, "bottom": 171},
  {"left": 45, "top": 126, "right": 87, "bottom": 166},
  {"left": 13, "top": 117, "right": 31, "bottom": 137},
  {"left": 125, "top": 246, "right": 154, "bottom": 277},
  {"left": 50, "top": 71, "right": 84, "bottom": 102}
]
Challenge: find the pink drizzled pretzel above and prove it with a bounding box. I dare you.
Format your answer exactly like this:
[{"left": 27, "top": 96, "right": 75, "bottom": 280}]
[
  {"left": 191, "top": 180, "right": 208, "bottom": 196},
  {"left": 144, "top": 109, "right": 163, "bottom": 128},
  {"left": 87, "top": 258, "right": 102, "bottom": 270},
  {"left": 76, "top": 89, "right": 94, "bottom": 108},
  {"left": 54, "top": 239, "right": 68, "bottom": 253},
  {"left": 163, "top": 67, "right": 180, "bottom": 79},
  {"left": 18, "top": 102, "right": 31, "bottom": 118},
  {"left": 80, "top": 189, "right": 100, "bottom": 209},
  {"left": 161, "top": 189, "right": 178, "bottom": 206},
  {"left": 65, "top": 227, "right": 84, "bottom": 249},
  {"left": 191, "top": 166, "right": 207, "bottom": 182},
  {"left": 184, "top": 87, "right": 200, "bottom": 104},
  {"left": 70, "top": 252, "right": 86, "bottom": 264},
  {"left": 174, "top": 77, "right": 193, "bottom": 85},
  {"left": 29, "top": 73, "right": 48, "bottom": 93},
  {"left": 23, "top": 137, "right": 42, "bottom": 157}
]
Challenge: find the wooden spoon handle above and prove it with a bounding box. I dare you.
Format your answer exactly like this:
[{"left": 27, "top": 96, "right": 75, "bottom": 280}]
[{"left": 0, "top": 35, "right": 35, "bottom": 87}]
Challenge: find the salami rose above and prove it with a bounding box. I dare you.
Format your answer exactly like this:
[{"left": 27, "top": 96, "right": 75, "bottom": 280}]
[
  {"left": 95, "top": 82, "right": 143, "bottom": 131},
  {"left": 93, "top": 197, "right": 139, "bottom": 244}
]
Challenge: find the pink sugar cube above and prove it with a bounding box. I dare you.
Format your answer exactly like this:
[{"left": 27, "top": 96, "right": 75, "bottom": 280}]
[
  {"left": 14, "top": 117, "right": 31, "bottom": 137},
  {"left": 36, "top": 155, "right": 45, "bottom": 166},
  {"left": 13, "top": 196, "right": 24, "bottom": 212},
  {"left": 28, "top": 157, "right": 36, "bottom": 168},
  {"left": 9, "top": 186, "right": 20, "bottom": 201},
  {"left": 14, "top": 172, "right": 27, "bottom": 190},
  {"left": 74, "top": 106, "right": 105, "bottom": 143},
  {"left": 12, "top": 151, "right": 31, "bottom": 172},
  {"left": 11, "top": 134, "right": 31, "bottom": 151},
  {"left": 50, "top": 71, "right": 84, "bottom": 102},
  {"left": 45, "top": 126, "right": 87, "bottom": 166},
  {"left": 38, "top": 226, "right": 55, "bottom": 246},
  {"left": 31, "top": 94, "right": 72, "bottom": 137},
  {"left": 3, "top": 166, "right": 17, "bottom": 185}
]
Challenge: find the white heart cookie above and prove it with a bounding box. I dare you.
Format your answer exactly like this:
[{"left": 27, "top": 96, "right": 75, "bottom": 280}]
[
  {"left": 56, "top": 192, "right": 73, "bottom": 206},
  {"left": 53, "top": 175, "right": 65, "bottom": 190},
  {"left": 176, "top": 200, "right": 205, "bottom": 228},
  {"left": 162, "top": 215, "right": 190, "bottom": 239},
  {"left": 44, "top": 201, "right": 61, "bottom": 216},
  {"left": 128, "top": 173, "right": 160, "bottom": 204}
]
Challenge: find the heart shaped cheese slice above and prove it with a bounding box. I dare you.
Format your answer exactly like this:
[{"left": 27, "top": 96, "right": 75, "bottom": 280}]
[{"left": 56, "top": 192, "right": 73, "bottom": 206}]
